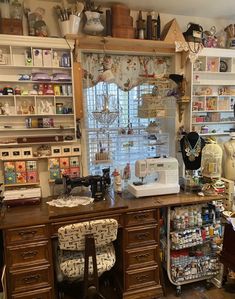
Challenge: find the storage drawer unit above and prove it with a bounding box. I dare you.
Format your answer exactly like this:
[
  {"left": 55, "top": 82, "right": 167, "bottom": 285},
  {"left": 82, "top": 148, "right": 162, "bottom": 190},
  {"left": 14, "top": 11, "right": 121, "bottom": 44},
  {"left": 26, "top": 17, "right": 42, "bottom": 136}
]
[
  {"left": 9, "top": 265, "right": 52, "bottom": 294},
  {"left": 12, "top": 287, "right": 53, "bottom": 299},
  {"left": 7, "top": 241, "right": 50, "bottom": 268},
  {"left": 5, "top": 225, "right": 48, "bottom": 244}
]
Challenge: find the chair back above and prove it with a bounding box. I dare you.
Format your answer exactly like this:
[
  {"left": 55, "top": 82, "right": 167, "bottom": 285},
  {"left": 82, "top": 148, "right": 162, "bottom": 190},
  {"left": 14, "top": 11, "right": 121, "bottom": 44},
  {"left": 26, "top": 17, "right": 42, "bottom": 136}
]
[{"left": 58, "top": 218, "right": 118, "bottom": 251}]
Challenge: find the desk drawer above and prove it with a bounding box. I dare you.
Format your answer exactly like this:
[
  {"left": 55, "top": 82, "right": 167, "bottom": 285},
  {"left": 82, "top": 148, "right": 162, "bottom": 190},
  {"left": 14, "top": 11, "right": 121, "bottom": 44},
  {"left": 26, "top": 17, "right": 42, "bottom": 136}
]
[
  {"left": 125, "top": 266, "right": 159, "bottom": 291},
  {"left": 125, "top": 224, "right": 158, "bottom": 248},
  {"left": 10, "top": 265, "right": 51, "bottom": 294},
  {"left": 125, "top": 210, "right": 157, "bottom": 227},
  {"left": 6, "top": 225, "right": 48, "bottom": 245},
  {"left": 126, "top": 245, "right": 158, "bottom": 270},
  {"left": 7, "top": 241, "right": 50, "bottom": 268},
  {"left": 12, "top": 287, "right": 53, "bottom": 299}
]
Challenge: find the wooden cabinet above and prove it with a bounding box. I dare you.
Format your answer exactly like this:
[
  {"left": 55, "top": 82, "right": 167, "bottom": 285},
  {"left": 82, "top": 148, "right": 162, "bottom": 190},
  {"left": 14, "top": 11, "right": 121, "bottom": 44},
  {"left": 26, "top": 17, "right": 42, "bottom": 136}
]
[
  {"left": 3, "top": 224, "right": 54, "bottom": 298},
  {"left": 122, "top": 209, "right": 162, "bottom": 299}
]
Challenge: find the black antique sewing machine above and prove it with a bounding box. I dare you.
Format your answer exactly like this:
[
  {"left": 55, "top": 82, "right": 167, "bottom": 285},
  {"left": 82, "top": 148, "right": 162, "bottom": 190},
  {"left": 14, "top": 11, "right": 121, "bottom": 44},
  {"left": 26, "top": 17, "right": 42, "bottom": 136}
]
[{"left": 55, "top": 168, "right": 111, "bottom": 201}]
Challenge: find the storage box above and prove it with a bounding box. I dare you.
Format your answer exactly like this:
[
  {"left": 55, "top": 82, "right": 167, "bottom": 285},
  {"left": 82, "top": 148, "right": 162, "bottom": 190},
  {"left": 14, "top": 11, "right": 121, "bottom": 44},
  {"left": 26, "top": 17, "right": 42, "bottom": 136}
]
[
  {"left": 26, "top": 160, "right": 37, "bottom": 171},
  {"left": 51, "top": 146, "right": 62, "bottom": 157},
  {"left": 60, "top": 168, "right": 70, "bottom": 175},
  {"left": 4, "top": 161, "right": 15, "bottom": 172},
  {"left": 16, "top": 172, "right": 27, "bottom": 184},
  {"left": 0, "top": 148, "right": 12, "bottom": 160},
  {"left": 71, "top": 145, "right": 81, "bottom": 156},
  {"left": 60, "top": 157, "right": 69, "bottom": 168},
  {"left": 70, "top": 156, "right": 80, "bottom": 167},
  {"left": 50, "top": 169, "right": 60, "bottom": 180},
  {"left": 70, "top": 167, "right": 80, "bottom": 177},
  {"left": 27, "top": 171, "right": 38, "bottom": 183},
  {"left": 62, "top": 145, "right": 72, "bottom": 156},
  {"left": 21, "top": 147, "right": 33, "bottom": 158},
  {"left": 4, "top": 172, "right": 16, "bottom": 184},
  {"left": 11, "top": 148, "right": 22, "bottom": 159},
  {"left": 15, "top": 161, "right": 26, "bottom": 172},
  {"left": 48, "top": 158, "right": 60, "bottom": 169},
  {"left": 0, "top": 18, "right": 23, "bottom": 35}
]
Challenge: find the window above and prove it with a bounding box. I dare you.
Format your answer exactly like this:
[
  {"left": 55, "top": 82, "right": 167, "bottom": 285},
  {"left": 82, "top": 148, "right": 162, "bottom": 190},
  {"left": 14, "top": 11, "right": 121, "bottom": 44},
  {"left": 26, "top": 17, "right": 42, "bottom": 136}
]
[
  {"left": 81, "top": 52, "right": 176, "bottom": 177},
  {"left": 83, "top": 82, "right": 170, "bottom": 176}
]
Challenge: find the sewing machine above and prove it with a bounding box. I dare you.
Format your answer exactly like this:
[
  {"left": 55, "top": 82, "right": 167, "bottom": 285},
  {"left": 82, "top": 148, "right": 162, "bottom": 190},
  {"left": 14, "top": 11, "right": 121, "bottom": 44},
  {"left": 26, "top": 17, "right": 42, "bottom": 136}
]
[
  {"left": 128, "top": 157, "right": 180, "bottom": 198},
  {"left": 55, "top": 168, "right": 111, "bottom": 201}
]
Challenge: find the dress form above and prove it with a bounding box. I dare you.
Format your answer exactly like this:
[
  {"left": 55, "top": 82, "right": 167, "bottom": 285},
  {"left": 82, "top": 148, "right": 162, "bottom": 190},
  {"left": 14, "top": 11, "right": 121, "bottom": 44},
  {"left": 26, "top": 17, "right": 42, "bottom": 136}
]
[
  {"left": 180, "top": 132, "right": 205, "bottom": 170},
  {"left": 223, "top": 134, "right": 235, "bottom": 180}
]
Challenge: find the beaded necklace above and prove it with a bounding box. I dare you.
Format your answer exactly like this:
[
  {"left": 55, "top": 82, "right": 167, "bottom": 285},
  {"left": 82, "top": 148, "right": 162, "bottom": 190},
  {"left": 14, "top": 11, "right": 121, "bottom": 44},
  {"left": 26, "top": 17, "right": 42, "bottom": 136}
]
[{"left": 184, "top": 136, "right": 201, "bottom": 161}]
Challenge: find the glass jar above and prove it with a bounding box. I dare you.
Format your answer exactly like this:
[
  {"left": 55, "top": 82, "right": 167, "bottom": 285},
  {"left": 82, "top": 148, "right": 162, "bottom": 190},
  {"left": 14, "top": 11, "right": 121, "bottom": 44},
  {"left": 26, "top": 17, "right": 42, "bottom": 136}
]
[
  {"left": 10, "top": 0, "right": 22, "bottom": 19},
  {"left": 56, "top": 103, "right": 63, "bottom": 114}
]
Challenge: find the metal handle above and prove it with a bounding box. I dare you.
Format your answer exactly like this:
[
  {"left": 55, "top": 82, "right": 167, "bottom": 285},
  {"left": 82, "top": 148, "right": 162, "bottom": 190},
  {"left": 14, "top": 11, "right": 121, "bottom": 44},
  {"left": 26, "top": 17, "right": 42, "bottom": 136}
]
[
  {"left": 21, "top": 250, "right": 38, "bottom": 259},
  {"left": 135, "top": 274, "right": 149, "bottom": 283},
  {"left": 23, "top": 274, "right": 41, "bottom": 284},
  {"left": 18, "top": 230, "right": 37, "bottom": 239},
  {"left": 134, "top": 253, "right": 150, "bottom": 262},
  {"left": 135, "top": 232, "right": 150, "bottom": 240},
  {"left": 134, "top": 214, "right": 148, "bottom": 221}
]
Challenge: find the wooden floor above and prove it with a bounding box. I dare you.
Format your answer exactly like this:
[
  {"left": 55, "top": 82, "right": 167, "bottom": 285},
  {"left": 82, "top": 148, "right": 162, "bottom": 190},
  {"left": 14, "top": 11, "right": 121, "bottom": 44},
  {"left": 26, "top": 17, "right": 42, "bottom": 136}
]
[{"left": 63, "top": 278, "right": 235, "bottom": 299}]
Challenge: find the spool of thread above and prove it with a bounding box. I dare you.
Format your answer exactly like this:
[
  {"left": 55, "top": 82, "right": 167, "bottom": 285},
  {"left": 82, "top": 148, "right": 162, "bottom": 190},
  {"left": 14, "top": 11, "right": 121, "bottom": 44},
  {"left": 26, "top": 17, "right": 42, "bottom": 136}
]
[
  {"left": 147, "top": 14, "right": 152, "bottom": 40},
  {"left": 106, "top": 9, "right": 112, "bottom": 36}
]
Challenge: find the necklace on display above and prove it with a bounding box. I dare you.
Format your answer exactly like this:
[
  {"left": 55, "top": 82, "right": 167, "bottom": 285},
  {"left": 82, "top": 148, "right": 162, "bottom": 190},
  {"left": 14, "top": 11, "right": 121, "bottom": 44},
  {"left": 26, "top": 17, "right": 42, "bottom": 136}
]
[{"left": 184, "top": 136, "right": 201, "bottom": 161}]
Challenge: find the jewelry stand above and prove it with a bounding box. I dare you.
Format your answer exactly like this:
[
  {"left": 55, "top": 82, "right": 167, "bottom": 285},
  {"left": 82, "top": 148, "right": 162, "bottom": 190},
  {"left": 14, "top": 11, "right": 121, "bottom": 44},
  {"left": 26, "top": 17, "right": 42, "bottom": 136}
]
[{"left": 180, "top": 132, "right": 205, "bottom": 192}]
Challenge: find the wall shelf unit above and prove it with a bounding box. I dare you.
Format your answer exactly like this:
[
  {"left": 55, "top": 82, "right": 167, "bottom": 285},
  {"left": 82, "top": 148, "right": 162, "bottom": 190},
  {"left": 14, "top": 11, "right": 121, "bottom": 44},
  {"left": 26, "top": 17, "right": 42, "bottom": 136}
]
[
  {"left": 190, "top": 48, "right": 235, "bottom": 137},
  {"left": 0, "top": 35, "right": 77, "bottom": 146},
  {"left": 66, "top": 34, "right": 176, "bottom": 54}
]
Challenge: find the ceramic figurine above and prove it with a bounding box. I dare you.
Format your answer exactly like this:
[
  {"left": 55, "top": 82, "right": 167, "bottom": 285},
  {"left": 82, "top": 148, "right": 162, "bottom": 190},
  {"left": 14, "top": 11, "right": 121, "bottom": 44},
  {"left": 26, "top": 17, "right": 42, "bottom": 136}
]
[{"left": 112, "top": 169, "right": 122, "bottom": 193}]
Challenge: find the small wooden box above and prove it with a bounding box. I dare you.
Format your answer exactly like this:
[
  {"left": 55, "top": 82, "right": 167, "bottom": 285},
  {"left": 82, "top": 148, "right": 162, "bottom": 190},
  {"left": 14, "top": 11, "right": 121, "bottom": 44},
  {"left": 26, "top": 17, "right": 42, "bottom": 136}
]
[
  {"left": 0, "top": 18, "right": 23, "bottom": 35},
  {"left": 51, "top": 146, "right": 62, "bottom": 157}
]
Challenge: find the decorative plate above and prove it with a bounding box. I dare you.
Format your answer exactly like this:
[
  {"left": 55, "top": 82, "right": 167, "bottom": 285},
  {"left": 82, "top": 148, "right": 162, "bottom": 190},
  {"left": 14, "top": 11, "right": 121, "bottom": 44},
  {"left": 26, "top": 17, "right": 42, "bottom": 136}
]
[{"left": 219, "top": 60, "right": 228, "bottom": 72}]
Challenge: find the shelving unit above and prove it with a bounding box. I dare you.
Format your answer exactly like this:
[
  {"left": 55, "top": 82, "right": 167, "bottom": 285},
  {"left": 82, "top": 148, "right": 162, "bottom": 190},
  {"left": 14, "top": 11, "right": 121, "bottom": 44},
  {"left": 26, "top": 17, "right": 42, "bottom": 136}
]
[
  {"left": 163, "top": 201, "right": 223, "bottom": 296},
  {"left": 0, "top": 35, "right": 77, "bottom": 145},
  {"left": 190, "top": 48, "right": 235, "bottom": 137}
]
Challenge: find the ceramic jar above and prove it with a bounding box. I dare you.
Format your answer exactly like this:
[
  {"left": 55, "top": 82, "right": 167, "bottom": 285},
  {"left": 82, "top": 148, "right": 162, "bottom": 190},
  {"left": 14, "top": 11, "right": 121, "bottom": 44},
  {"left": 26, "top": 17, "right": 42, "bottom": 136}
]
[{"left": 84, "top": 11, "right": 104, "bottom": 35}]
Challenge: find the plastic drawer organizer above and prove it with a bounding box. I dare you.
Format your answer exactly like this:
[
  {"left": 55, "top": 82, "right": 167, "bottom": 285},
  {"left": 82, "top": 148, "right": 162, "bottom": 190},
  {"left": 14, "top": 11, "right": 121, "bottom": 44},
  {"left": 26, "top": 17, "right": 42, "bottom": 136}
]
[{"left": 163, "top": 201, "right": 223, "bottom": 296}]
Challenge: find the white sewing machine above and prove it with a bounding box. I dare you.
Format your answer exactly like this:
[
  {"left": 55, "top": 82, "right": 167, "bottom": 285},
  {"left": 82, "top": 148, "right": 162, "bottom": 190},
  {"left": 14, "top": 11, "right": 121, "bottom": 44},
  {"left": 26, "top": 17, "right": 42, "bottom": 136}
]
[{"left": 128, "top": 157, "right": 180, "bottom": 198}]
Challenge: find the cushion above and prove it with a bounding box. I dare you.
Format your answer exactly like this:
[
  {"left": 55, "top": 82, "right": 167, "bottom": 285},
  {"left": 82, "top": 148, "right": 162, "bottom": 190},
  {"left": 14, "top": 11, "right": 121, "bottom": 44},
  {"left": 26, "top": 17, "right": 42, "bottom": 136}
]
[
  {"left": 59, "top": 243, "right": 116, "bottom": 280},
  {"left": 58, "top": 218, "right": 118, "bottom": 251}
]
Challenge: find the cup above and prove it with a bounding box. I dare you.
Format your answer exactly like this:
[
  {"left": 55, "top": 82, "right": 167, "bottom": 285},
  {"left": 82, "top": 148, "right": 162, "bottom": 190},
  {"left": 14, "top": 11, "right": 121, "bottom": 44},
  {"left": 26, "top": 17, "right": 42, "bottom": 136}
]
[
  {"left": 69, "top": 15, "right": 81, "bottom": 35},
  {"left": 59, "top": 20, "right": 70, "bottom": 37}
]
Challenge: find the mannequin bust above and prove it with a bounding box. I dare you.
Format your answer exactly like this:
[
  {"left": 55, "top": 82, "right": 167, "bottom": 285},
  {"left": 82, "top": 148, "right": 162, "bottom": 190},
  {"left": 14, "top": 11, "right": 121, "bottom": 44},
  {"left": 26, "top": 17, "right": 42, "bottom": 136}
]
[
  {"left": 180, "top": 131, "right": 205, "bottom": 170},
  {"left": 223, "top": 133, "right": 235, "bottom": 181}
]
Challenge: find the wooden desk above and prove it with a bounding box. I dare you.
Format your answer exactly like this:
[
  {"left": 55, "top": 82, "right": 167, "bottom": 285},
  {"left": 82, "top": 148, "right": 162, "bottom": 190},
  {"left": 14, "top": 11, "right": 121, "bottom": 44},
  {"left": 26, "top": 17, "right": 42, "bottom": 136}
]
[{"left": 0, "top": 191, "right": 224, "bottom": 299}]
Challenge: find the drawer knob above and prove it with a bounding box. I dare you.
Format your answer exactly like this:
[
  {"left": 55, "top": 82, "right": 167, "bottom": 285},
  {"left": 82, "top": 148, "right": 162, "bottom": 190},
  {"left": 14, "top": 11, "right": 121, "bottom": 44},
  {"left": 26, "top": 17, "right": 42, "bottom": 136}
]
[
  {"left": 135, "top": 232, "right": 150, "bottom": 240},
  {"left": 135, "top": 274, "right": 149, "bottom": 283},
  {"left": 23, "top": 274, "right": 41, "bottom": 284},
  {"left": 18, "top": 230, "right": 37, "bottom": 239},
  {"left": 134, "top": 253, "right": 150, "bottom": 262},
  {"left": 21, "top": 250, "right": 38, "bottom": 259}
]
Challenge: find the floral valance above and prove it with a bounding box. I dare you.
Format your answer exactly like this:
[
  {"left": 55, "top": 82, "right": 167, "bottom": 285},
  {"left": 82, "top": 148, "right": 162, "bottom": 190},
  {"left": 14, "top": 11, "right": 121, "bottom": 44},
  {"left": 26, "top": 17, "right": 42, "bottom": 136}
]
[{"left": 82, "top": 53, "right": 172, "bottom": 91}]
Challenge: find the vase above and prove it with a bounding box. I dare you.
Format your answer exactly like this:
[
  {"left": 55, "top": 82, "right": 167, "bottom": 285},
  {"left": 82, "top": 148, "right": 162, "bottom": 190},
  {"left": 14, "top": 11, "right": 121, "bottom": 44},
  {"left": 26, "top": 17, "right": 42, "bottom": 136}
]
[{"left": 84, "top": 11, "right": 104, "bottom": 35}]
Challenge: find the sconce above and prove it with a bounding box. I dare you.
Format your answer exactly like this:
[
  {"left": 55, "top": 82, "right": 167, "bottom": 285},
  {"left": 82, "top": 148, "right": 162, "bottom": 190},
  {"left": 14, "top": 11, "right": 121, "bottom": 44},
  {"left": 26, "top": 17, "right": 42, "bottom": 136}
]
[
  {"left": 177, "top": 96, "right": 190, "bottom": 123},
  {"left": 169, "top": 74, "right": 191, "bottom": 122}
]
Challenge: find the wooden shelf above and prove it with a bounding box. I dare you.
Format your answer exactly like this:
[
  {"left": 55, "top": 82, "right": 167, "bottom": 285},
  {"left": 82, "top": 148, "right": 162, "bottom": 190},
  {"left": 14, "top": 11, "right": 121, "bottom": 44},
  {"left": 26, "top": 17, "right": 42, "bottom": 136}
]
[
  {"left": 66, "top": 35, "right": 175, "bottom": 54},
  {"left": 4, "top": 182, "right": 40, "bottom": 187}
]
